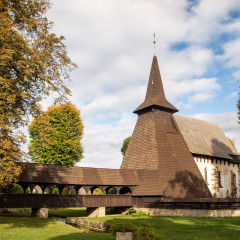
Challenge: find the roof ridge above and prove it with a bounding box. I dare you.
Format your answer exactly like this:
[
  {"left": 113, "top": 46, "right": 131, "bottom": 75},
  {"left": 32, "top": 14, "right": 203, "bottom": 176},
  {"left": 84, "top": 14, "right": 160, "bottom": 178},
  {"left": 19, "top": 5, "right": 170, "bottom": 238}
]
[
  {"left": 19, "top": 162, "right": 138, "bottom": 171},
  {"left": 174, "top": 114, "right": 220, "bottom": 127}
]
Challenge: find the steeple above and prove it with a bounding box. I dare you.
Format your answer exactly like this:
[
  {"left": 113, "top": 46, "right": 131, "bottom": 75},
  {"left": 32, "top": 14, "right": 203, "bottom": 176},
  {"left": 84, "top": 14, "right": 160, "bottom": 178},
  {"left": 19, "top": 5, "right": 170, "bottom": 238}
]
[
  {"left": 120, "top": 54, "right": 211, "bottom": 198},
  {"left": 134, "top": 56, "right": 178, "bottom": 114}
]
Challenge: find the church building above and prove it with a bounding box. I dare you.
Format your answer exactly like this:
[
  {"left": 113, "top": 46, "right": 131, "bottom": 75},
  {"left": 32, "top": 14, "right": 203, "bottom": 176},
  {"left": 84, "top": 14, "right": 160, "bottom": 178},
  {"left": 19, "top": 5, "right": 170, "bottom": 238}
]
[
  {"left": 15, "top": 54, "right": 240, "bottom": 211},
  {"left": 121, "top": 55, "right": 240, "bottom": 199}
]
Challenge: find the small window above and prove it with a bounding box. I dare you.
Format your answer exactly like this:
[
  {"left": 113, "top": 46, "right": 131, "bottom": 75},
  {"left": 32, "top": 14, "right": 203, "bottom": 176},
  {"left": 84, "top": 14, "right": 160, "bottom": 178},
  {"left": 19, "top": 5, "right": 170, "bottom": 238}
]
[
  {"left": 204, "top": 167, "right": 208, "bottom": 184},
  {"left": 218, "top": 171, "right": 223, "bottom": 188},
  {"left": 233, "top": 173, "right": 237, "bottom": 188}
]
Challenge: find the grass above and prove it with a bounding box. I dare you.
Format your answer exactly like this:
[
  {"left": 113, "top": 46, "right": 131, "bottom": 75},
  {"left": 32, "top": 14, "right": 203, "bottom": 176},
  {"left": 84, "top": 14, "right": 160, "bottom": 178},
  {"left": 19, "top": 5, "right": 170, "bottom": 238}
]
[
  {"left": 89, "top": 215, "right": 240, "bottom": 240},
  {"left": 1, "top": 210, "right": 240, "bottom": 239},
  {"left": 48, "top": 207, "right": 86, "bottom": 217},
  {"left": 0, "top": 216, "right": 114, "bottom": 240}
]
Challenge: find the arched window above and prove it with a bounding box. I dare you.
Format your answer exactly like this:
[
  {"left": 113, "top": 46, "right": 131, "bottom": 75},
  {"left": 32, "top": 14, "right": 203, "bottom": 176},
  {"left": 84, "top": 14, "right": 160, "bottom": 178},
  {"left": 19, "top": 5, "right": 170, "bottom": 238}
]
[
  {"left": 204, "top": 167, "right": 208, "bottom": 184},
  {"left": 218, "top": 171, "right": 223, "bottom": 188}
]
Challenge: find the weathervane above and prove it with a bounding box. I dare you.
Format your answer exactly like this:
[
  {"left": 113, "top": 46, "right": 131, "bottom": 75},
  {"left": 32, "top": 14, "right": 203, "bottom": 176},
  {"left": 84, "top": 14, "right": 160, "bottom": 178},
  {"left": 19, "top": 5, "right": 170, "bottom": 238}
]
[{"left": 153, "top": 33, "right": 156, "bottom": 56}]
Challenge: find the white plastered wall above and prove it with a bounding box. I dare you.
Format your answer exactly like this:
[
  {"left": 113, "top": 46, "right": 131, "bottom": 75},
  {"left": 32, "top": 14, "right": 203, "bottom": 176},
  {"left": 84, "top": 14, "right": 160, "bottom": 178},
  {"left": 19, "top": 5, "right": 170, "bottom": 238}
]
[{"left": 194, "top": 156, "right": 239, "bottom": 198}]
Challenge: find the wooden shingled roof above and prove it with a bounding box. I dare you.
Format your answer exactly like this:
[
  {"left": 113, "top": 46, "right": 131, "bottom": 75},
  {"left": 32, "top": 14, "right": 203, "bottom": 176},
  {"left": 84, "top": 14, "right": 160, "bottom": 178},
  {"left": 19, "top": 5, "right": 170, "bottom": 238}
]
[
  {"left": 18, "top": 163, "right": 139, "bottom": 186},
  {"left": 174, "top": 114, "right": 239, "bottom": 162},
  {"left": 121, "top": 55, "right": 212, "bottom": 198},
  {"left": 134, "top": 56, "right": 178, "bottom": 114}
]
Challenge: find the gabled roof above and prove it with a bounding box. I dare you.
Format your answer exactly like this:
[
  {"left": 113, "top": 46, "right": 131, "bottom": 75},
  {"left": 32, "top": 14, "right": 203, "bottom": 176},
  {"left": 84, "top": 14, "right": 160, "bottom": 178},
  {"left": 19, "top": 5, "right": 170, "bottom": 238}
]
[
  {"left": 18, "top": 163, "right": 139, "bottom": 186},
  {"left": 134, "top": 56, "right": 178, "bottom": 114},
  {"left": 174, "top": 114, "right": 239, "bottom": 162}
]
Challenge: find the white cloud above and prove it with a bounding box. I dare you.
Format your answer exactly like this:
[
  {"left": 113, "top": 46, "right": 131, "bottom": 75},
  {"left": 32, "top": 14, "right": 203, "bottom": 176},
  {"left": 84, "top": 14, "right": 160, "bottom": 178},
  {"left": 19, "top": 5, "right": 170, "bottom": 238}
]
[
  {"left": 167, "top": 77, "right": 220, "bottom": 108},
  {"left": 223, "top": 39, "right": 240, "bottom": 68},
  {"left": 161, "top": 46, "right": 214, "bottom": 81},
  {"left": 79, "top": 114, "right": 137, "bottom": 169},
  {"left": 81, "top": 85, "right": 145, "bottom": 119},
  {"left": 225, "top": 91, "right": 238, "bottom": 101},
  {"left": 222, "top": 38, "right": 240, "bottom": 81}
]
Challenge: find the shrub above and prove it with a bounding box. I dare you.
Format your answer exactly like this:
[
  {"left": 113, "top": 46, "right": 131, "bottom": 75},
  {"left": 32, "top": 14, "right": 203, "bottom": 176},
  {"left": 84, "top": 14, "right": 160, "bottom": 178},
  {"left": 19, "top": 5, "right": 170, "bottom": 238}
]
[
  {"left": 110, "top": 220, "right": 137, "bottom": 235},
  {"left": 126, "top": 208, "right": 137, "bottom": 215},
  {"left": 126, "top": 208, "right": 148, "bottom": 217},
  {"left": 4, "top": 184, "right": 24, "bottom": 193},
  {"left": 110, "top": 220, "right": 161, "bottom": 240},
  {"left": 135, "top": 224, "right": 161, "bottom": 240}
]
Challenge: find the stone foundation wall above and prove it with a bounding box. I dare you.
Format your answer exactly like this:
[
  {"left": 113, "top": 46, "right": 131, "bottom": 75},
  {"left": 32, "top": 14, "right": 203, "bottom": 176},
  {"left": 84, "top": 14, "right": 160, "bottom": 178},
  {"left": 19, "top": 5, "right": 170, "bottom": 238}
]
[
  {"left": 135, "top": 208, "right": 240, "bottom": 217},
  {"left": 0, "top": 208, "right": 31, "bottom": 213},
  {"left": 66, "top": 217, "right": 110, "bottom": 232}
]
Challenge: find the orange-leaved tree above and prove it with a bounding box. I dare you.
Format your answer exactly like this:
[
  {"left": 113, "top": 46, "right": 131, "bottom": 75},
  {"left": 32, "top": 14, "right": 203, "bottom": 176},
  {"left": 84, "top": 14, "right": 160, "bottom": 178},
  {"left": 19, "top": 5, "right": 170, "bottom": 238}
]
[{"left": 0, "top": 0, "right": 76, "bottom": 187}]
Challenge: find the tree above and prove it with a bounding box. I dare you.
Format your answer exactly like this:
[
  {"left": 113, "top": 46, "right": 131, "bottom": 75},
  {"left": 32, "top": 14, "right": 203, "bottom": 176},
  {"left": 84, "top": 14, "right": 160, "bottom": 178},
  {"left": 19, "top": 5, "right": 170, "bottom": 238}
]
[
  {"left": 227, "top": 138, "right": 237, "bottom": 151},
  {"left": 28, "top": 103, "right": 84, "bottom": 166},
  {"left": 0, "top": 0, "right": 76, "bottom": 186},
  {"left": 121, "top": 137, "right": 131, "bottom": 156}
]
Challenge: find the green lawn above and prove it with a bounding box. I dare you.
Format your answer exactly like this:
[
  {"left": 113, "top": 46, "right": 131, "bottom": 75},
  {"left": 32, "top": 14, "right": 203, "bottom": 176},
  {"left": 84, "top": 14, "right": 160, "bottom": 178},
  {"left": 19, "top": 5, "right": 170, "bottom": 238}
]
[
  {"left": 0, "top": 216, "right": 114, "bottom": 240},
  {"left": 89, "top": 215, "right": 240, "bottom": 240},
  {"left": 1, "top": 211, "right": 240, "bottom": 240},
  {"left": 49, "top": 207, "right": 86, "bottom": 217}
]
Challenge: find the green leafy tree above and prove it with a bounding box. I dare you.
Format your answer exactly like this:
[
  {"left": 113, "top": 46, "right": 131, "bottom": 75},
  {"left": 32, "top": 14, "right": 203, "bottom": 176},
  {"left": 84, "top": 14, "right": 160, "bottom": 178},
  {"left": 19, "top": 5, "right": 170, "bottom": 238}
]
[
  {"left": 121, "top": 136, "right": 131, "bottom": 156},
  {"left": 227, "top": 138, "right": 237, "bottom": 151},
  {"left": 0, "top": 0, "right": 76, "bottom": 187},
  {"left": 28, "top": 103, "right": 84, "bottom": 166}
]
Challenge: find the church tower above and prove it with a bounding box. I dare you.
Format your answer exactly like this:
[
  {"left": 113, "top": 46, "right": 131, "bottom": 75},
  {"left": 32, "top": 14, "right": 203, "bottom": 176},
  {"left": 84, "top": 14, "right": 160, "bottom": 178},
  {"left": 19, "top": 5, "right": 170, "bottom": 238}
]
[{"left": 121, "top": 55, "right": 212, "bottom": 198}]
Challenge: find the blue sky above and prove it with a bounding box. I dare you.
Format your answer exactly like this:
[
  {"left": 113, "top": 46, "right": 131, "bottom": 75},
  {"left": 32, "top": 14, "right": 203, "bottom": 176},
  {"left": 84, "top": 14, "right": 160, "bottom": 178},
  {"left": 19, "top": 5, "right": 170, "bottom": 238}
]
[{"left": 30, "top": 0, "right": 240, "bottom": 169}]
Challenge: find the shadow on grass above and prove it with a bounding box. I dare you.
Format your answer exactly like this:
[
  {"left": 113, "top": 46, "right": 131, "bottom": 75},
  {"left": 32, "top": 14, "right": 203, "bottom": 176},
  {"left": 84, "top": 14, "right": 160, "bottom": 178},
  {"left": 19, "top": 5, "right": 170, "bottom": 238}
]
[
  {"left": 49, "top": 232, "right": 114, "bottom": 240},
  {"left": 48, "top": 207, "right": 86, "bottom": 217},
  {"left": 0, "top": 216, "right": 53, "bottom": 228}
]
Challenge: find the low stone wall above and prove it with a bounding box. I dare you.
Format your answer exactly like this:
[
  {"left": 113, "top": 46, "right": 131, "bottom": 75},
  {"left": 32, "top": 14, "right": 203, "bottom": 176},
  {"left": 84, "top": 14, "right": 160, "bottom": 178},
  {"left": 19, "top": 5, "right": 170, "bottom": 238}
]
[
  {"left": 66, "top": 217, "right": 110, "bottom": 232},
  {"left": 135, "top": 208, "right": 240, "bottom": 217},
  {"left": 0, "top": 208, "right": 31, "bottom": 214}
]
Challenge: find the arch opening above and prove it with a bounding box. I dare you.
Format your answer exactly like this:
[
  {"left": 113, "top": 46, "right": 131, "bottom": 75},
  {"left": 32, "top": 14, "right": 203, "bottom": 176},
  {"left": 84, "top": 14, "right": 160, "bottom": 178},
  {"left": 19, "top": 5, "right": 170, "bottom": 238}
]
[
  {"left": 68, "top": 187, "right": 76, "bottom": 195},
  {"left": 78, "top": 187, "right": 87, "bottom": 195},
  {"left": 61, "top": 187, "right": 69, "bottom": 195},
  {"left": 119, "top": 186, "right": 131, "bottom": 195},
  {"left": 7, "top": 184, "right": 24, "bottom": 193},
  {"left": 90, "top": 186, "right": 104, "bottom": 195},
  {"left": 32, "top": 185, "right": 43, "bottom": 194},
  {"left": 44, "top": 187, "right": 51, "bottom": 194},
  {"left": 106, "top": 186, "right": 118, "bottom": 195}
]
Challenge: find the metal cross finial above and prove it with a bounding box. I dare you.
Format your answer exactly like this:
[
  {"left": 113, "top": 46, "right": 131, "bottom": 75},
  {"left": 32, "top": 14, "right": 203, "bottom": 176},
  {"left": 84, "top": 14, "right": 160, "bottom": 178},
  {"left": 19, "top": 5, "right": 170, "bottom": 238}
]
[{"left": 153, "top": 33, "right": 156, "bottom": 56}]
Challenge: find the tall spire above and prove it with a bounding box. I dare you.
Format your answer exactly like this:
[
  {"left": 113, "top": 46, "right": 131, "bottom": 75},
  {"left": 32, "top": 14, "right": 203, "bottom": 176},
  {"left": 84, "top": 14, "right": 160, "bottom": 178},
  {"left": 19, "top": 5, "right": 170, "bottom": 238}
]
[
  {"left": 121, "top": 55, "right": 211, "bottom": 198},
  {"left": 134, "top": 56, "right": 178, "bottom": 114},
  {"left": 153, "top": 33, "right": 156, "bottom": 56}
]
